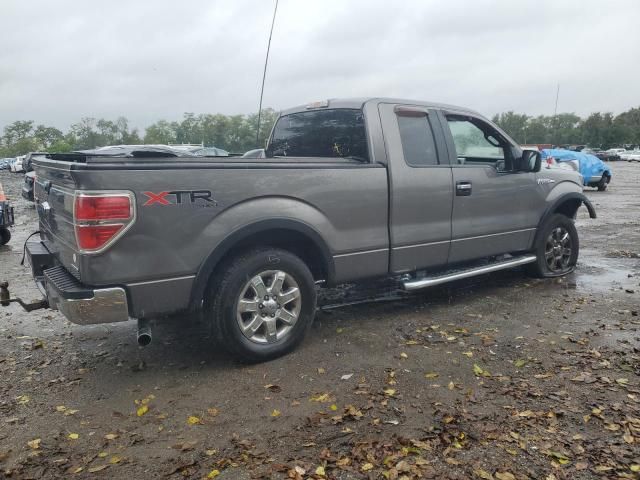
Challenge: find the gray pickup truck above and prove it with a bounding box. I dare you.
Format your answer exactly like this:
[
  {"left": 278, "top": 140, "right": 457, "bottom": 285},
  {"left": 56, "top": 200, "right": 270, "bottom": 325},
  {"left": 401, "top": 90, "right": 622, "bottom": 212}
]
[{"left": 15, "top": 98, "right": 596, "bottom": 361}]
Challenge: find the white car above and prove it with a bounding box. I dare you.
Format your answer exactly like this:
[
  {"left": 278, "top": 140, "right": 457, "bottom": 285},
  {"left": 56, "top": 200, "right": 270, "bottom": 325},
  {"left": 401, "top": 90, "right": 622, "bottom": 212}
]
[
  {"left": 606, "top": 148, "right": 627, "bottom": 155},
  {"left": 622, "top": 150, "right": 640, "bottom": 162},
  {"left": 9, "top": 156, "right": 25, "bottom": 173}
]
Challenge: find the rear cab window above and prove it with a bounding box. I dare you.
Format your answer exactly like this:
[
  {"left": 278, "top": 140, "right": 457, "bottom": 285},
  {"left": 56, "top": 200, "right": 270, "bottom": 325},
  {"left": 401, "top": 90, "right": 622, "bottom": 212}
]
[
  {"left": 268, "top": 109, "right": 369, "bottom": 161},
  {"left": 396, "top": 114, "right": 439, "bottom": 166}
]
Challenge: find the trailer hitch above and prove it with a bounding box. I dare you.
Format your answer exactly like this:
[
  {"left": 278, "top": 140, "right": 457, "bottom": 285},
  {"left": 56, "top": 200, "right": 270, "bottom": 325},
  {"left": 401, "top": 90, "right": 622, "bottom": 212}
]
[{"left": 0, "top": 281, "right": 48, "bottom": 312}]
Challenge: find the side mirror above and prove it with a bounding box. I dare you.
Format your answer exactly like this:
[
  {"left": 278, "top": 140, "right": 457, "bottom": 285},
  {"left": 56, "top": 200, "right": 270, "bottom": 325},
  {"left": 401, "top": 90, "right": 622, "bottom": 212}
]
[{"left": 521, "top": 149, "right": 541, "bottom": 172}]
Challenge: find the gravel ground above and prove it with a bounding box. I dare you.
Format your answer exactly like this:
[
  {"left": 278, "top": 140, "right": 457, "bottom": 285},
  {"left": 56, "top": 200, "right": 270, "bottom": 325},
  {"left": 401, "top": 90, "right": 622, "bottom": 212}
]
[{"left": 0, "top": 164, "right": 639, "bottom": 480}]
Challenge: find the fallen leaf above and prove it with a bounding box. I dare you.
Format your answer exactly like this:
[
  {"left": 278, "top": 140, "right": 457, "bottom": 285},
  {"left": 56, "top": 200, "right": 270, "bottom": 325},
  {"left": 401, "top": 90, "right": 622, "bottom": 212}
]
[
  {"left": 329, "top": 404, "right": 338, "bottom": 411},
  {"left": 109, "top": 456, "right": 122, "bottom": 464},
  {"left": 27, "top": 438, "right": 41, "bottom": 449},
  {"left": 473, "top": 364, "right": 490, "bottom": 377},
  {"left": 56, "top": 405, "right": 66, "bottom": 412},
  {"left": 207, "top": 407, "right": 219, "bottom": 417},
  {"left": 474, "top": 469, "right": 494, "bottom": 479},
  {"left": 514, "top": 359, "right": 527, "bottom": 368},
  {"left": 310, "top": 393, "right": 331, "bottom": 402},
  {"left": 136, "top": 405, "right": 149, "bottom": 417},
  {"left": 315, "top": 465, "right": 326, "bottom": 476},
  {"left": 424, "top": 372, "right": 439, "bottom": 379},
  {"left": 207, "top": 469, "right": 221, "bottom": 478},
  {"left": 104, "top": 433, "right": 118, "bottom": 440},
  {"left": 495, "top": 473, "right": 516, "bottom": 480},
  {"left": 463, "top": 351, "right": 473, "bottom": 357},
  {"left": 187, "top": 416, "right": 203, "bottom": 425},
  {"left": 616, "top": 378, "right": 629, "bottom": 385},
  {"left": 88, "top": 465, "right": 109, "bottom": 473},
  {"left": 448, "top": 381, "right": 455, "bottom": 390},
  {"left": 16, "top": 395, "right": 30, "bottom": 405},
  {"left": 340, "top": 374, "right": 353, "bottom": 381},
  {"left": 361, "top": 463, "right": 374, "bottom": 472},
  {"left": 400, "top": 352, "right": 408, "bottom": 359},
  {"left": 271, "top": 409, "right": 281, "bottom": 417},
  {"left": 384, "top": 388, "right": 396, "bottom": 396},
  {"left": 264, "top": 384, "right": 281, "bottom": 393},
  {"left": 68, "top": 433, "right": 79, "bottom": 440}
]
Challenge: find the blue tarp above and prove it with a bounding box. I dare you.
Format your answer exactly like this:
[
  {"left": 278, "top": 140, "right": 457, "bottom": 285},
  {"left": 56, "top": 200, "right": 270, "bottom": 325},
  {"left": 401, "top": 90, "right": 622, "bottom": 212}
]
[{"left": 540, "top": 149, "right": 612, "bottom": 185}]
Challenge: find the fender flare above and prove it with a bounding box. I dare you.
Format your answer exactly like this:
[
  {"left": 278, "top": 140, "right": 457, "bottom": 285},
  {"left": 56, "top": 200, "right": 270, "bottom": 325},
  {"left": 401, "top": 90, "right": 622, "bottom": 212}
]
[
  {"left": 530, "top": 192, "right": 596, "bottom": 249},
  {"left": 189, "top": 218, "right": 334, "bottom": 310}
]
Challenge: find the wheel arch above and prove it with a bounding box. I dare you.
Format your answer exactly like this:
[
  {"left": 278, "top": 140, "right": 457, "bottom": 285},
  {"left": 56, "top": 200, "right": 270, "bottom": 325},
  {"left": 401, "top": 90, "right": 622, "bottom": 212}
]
[
  {"left": 530, "top": 192, "right": 596, "bottom": 250},
  {"left": 189, "top": 219, "right": 334, "bottom": 311}
]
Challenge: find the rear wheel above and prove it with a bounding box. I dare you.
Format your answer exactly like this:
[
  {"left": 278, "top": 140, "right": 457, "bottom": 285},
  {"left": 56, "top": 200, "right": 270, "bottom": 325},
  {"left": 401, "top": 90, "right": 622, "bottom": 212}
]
[
  {"left": 597, "top": 175, "right": 609, "bottom": 191},
  {"left": 528, "top": 214, "right": 579, "bottom": 278},
  {"left": 0, "top": 228, "right": 10, "bottom": 245},
  {"left": 207, "top": 247, "right": 317, "bottom": 362}
]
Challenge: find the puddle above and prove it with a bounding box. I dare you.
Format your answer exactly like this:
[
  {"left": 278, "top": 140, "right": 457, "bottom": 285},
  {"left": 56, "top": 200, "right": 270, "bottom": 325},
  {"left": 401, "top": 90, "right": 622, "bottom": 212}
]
[{"left": 571, "top": 248, "right": 639, "bottom": 293}]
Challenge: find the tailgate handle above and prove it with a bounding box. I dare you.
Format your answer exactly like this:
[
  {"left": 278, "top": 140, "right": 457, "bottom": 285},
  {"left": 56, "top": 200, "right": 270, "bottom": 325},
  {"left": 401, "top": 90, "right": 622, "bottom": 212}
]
[{"left": 456, "top": 181, "right": 472, "bottom": 196}]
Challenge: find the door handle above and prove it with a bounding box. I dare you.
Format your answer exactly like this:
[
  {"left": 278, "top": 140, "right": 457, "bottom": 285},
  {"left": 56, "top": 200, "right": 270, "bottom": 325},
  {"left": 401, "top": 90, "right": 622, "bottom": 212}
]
[{"left": 456, "top": 181, "right": 472, "bottom": 196}]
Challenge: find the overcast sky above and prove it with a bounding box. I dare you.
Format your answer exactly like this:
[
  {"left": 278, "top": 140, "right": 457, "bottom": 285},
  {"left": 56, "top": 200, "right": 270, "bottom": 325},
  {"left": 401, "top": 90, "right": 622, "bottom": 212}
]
[{"left": 1, "top": 0, "right": 639, "bottom": 132}]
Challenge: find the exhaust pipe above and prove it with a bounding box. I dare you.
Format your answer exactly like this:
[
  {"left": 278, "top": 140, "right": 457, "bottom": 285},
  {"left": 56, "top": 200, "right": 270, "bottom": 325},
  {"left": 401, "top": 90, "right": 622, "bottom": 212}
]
[{"left": 137, "top": 318, "right": 152, "bottom": 346}]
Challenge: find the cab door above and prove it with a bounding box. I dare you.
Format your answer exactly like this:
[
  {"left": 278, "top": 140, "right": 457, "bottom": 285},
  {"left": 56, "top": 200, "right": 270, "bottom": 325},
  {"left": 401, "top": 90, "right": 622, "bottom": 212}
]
[
  {"left": 378, "top": 103, "right": 453, "bottom": 273},
  {"left": 438, "top": 111, "right": 543, "bottom": 263}
]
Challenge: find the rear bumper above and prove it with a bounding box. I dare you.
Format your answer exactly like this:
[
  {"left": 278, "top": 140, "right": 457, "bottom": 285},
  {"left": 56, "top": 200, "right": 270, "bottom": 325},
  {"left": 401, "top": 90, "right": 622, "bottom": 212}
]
[{"left": 26, "top": 241, "right": 129, "bottom": 325}]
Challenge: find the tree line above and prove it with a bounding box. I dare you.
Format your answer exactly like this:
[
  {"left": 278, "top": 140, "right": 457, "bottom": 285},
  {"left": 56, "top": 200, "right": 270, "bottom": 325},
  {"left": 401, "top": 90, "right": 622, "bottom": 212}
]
[
  {"left": 0, "top": 109, "right": 279, "bottom": 157},
  {"left": 492, "top": 107, "right": 640, "bottom": 148},
  {"left": 1, "top": 106, "right": 639, "bottom": 158}
]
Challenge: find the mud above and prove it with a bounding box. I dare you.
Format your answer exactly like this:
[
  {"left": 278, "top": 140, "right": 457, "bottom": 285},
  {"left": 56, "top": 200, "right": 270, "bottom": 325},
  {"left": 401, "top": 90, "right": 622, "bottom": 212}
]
[{"left": 0, "top": 164, "right": 639, "bottom": 479}]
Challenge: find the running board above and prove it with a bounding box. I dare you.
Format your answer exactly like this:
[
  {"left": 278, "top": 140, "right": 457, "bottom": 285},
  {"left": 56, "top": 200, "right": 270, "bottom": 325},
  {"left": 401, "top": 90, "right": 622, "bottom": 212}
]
[{"left": 402, "top": 255, "right": 537, "bottom": 291}]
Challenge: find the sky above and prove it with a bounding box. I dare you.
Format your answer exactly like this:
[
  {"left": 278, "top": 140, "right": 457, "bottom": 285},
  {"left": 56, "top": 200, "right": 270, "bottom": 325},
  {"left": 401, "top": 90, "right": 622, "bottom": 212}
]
[{"left": 1, "top": 0, "right": 639, "bottom": 132}]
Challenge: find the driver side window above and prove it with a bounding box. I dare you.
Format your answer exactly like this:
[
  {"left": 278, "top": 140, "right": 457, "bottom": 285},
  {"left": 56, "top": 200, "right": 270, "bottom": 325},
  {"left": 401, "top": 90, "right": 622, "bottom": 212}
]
[{"left": 446, "top": 115, "right": 509, "bottom": 171}]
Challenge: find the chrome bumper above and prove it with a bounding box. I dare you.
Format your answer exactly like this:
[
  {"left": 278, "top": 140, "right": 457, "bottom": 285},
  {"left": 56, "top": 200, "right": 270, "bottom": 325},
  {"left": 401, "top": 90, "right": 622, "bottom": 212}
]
[
  {"left": 45, "top": 282, "right": 130, "bottom": 325},
  {"left": 26, "top": 241, "right": 130, "bottom": 325}
]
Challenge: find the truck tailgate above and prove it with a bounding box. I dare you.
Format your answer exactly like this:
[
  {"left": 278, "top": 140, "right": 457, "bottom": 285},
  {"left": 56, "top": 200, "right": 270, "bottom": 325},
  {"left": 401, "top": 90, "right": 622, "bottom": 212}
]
[{"left": 33, "top": 160, "right": 80, "bottom": 278}]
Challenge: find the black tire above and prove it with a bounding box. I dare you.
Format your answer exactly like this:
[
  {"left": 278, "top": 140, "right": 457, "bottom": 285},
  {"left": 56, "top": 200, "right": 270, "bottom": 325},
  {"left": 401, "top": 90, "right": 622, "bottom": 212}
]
[
  {"left": 597, "top": 175, "right": 608, "bottom": 191},
  {"left": 0, "top": 228, "right": 10, "bottom": 245},
  {"left": 527, "top": 214, "right": 579, "bottom": 278},
  {"left": 207, "top": 247, "right": 317, "bottom": 362}
]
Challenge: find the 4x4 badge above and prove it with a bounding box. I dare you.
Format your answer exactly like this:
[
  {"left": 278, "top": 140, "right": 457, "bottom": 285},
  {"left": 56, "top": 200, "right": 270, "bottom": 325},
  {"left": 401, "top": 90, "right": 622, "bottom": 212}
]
[{"left": 537, "top": 178, "right": 556, "bottom": 185}]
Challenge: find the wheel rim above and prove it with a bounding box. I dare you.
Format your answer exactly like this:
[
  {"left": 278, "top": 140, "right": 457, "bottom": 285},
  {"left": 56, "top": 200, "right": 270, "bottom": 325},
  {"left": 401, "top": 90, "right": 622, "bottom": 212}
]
[
  {"left": 544, "top": 227, "right": 573, "bottom": 273},
  {"left": 236, "top": 270, "right": 302, "bottom": 344}
]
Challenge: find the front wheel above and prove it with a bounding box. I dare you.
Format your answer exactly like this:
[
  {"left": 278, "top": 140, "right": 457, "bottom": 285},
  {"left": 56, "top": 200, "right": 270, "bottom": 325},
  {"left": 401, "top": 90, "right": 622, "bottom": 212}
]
[
  {"left": 207, "top": 248, "right": 317, "bottom": 362},
  {"left": 528, "top": 214, "right": 579, "bottom": 278}
]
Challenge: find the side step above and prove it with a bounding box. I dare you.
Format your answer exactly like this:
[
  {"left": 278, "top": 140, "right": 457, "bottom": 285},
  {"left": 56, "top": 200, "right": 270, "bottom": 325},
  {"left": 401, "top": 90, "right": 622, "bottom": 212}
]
[{"left": 402, "top": 255, "right": 537, "bottom": 291}]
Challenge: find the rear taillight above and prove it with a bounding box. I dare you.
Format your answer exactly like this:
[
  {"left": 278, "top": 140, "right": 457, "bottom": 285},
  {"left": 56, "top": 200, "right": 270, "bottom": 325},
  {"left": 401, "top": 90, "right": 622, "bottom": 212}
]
[{"left": 73, "top": 192, "right": 135, "bottom": 253}]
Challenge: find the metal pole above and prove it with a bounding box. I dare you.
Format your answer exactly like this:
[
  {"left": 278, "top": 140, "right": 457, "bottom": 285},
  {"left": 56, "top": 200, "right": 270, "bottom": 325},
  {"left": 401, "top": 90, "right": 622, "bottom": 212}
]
[
  {"left": 553, "top": 83, "right": 560, "bottom": 146},
  {"left": 256, "top": 0, "right": 279, "bottom": 147}
]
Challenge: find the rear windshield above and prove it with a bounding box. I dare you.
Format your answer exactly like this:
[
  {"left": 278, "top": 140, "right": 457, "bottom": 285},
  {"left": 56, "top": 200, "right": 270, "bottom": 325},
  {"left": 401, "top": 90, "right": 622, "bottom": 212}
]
[{"left": 268, "top": 109, "right": 369, "bottom": 161}]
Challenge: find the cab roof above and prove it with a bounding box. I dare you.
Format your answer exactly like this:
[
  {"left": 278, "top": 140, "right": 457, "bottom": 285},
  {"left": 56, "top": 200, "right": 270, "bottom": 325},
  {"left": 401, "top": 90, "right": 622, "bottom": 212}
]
[{"left": 280, "top": 97, "right": 482, "bottom": 117}]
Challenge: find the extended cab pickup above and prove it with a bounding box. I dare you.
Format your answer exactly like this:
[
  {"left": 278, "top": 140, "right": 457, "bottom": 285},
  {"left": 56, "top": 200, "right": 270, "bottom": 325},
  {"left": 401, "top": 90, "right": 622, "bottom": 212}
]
[{"left": 18, "top": 98, "right": 596, "bottom": 361}]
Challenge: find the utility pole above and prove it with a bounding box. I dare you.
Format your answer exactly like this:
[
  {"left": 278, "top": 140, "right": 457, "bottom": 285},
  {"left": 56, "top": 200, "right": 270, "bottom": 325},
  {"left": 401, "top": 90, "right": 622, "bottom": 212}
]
[
  {"left": 553, "top": 83, "right": 560, "bottom": 146},
  {"left": 256, "top": 0, "right": 279, "bottom": 148}
]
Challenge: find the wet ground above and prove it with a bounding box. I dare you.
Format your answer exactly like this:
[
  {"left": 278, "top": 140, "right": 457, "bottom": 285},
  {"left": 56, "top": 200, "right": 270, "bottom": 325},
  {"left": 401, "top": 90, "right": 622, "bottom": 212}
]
[{"left": 0, "top": 165, "right": 639, "bottom": 480}]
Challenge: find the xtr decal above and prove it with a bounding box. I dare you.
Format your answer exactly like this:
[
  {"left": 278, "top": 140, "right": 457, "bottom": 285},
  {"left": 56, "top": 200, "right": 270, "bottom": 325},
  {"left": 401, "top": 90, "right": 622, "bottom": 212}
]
[{"left": 143, "top": 190, "right": 217, "bottom": 207}]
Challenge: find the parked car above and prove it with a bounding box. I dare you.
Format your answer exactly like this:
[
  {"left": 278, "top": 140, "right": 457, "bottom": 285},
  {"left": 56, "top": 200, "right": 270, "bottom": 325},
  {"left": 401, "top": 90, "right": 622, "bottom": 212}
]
[
  {"left": 9, "top": 156, "right": 24, "bottom": 173},
  {"left": 541, "top": 149, "right": 612, "bottom": 191},
  {"left": 620, "top": 150, "right": 640, "bottom": 162},
  {"left": 582, "top": 148, "right": 620, "bottom": 162},
  {"left": 15, "top": 98, "right": 596, "bottom": 361},
  {"left": 0, "top": 158, "right": 15, "bottom": 170},
  {"left": 0, "top": 181, "right": 14, "bottom": 245},
  {"left": 22, "top": 171, "right": 35, "bottom": 201}
]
